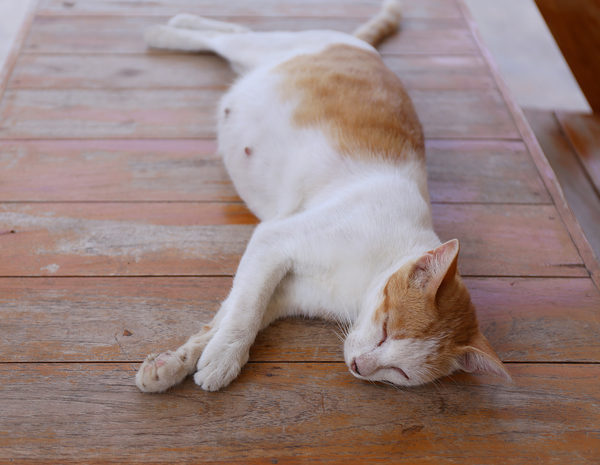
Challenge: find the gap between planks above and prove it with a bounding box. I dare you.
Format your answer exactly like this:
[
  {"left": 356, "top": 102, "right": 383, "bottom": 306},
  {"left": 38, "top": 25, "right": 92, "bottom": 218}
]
[
  {"left": 1, "top": 360, "right": 599, "bottom": 365},
  {"left": 0, "top": 274, "right": 591, "bottom": 279},
  {"left": 0, "top": 201, "right": 556, "bottom": 205}
]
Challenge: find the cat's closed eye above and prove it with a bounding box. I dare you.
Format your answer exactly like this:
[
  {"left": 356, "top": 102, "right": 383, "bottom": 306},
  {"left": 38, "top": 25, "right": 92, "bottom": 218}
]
[{"left": 377, "top": 317, "right": 388, "bottom": 347}]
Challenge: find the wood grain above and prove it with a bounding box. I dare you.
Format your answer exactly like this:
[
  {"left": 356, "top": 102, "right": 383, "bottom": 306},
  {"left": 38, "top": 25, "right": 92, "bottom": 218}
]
[
  {"left": 23, "top": 16, "right": 477, "bottom": 55},
  {"left": 0, "top": 139, "right": 549, "bottom": 203},
  {"left": 0, "top": 202, "right": 256, "bottom": 277},
  {"left": 1, "top": 277, "right": 598, "bottom": 363},
  {"left": 0, "top": 88, "right": 518, "bottom": 139},
  {"left": 0, "top": 139, "right": 239, "bottom": 202},
  {"left": 0, "top": 363, "right": 598, "bottom": 464},
  {"left": 10, "top": 54, "right": 492, "bottom": 91},
  {"left": 0, "top": 88, "right": 222, "bottom": 139},
  {"left": 0, "top": 0, "right": 596, "bottom": 463},
  {"left": 0, "top": 203, "right": 585, "bottom": 277},
  {"left": 36, "top": 0, "right": 462, "bottom": 19},
  {"left": 431, "top": 203, "right": 585, "bottom": 277},
  {"left": 426, "top": 140, "right": 551, "bottom": 203}
]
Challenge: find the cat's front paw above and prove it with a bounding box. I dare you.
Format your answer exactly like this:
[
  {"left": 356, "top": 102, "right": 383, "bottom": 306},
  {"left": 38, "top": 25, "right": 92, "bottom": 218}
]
[
  {"left": 135, "top": 350, "right": 191, "bottom": 393},
  {"left": 193, "top": 337, "right": 249, "bottom": 391}
]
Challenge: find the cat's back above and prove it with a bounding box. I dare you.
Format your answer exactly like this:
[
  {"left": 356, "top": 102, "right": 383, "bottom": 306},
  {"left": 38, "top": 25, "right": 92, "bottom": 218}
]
[
  {"left": 218, "top": 42, "right": 425, "bottom": 220},
  {"left": 277, "top": 44, "right": 424, "bottom": 162}
]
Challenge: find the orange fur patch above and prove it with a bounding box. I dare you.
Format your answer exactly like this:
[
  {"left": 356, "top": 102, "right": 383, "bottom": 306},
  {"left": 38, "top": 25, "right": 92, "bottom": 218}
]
[
  {"left": 374, "top": 260, "right": 480, "bottom": 374},
  {"left": 277, "top": 45, "right": 424, "bottom": 161}
]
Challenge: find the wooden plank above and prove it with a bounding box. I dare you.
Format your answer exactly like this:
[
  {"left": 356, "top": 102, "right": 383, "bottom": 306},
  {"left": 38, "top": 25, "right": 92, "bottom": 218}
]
[
  {"left": 0, "top": 202, "right": 256, "bottom": 277},
  {"left": 0, "top": 363, "right": 598, "bottom": 464},
  {"left": 525, "top": 109, "right": 600, "bottom": 269},
  {"left": 0, "top": 203, "right": 585, "bottom": 277},
  {"left": 433, "top": 203, "right": 585, "bottom": 277},
  {"left": 458, "top": 0, "right": 600, "bottom": 288},
  {"left": 556, "top": 111, "right": 600, "bottom": 194},
  {"left": 426, "top": 140, "right": 551, "bottom": 203},
  {"left": 535, "top": 0, "right": 600, "bottom": 112},
  {"left": 10, "top": 54, "right": 493, "bottom": 90},
  {"left": 11, "top": 53, "right": 236, "bottom": 90},
  {"left": 411, "top": 88, "right": 518, "bottom": 139},
  {"left": 384, "top": 55, "right": 494, "bottom": 90},
  {"left": 0, "top": 139, "right": 240, "bottom": 202},
  {"left": 36, "top": 0, "right": 462, "bottom": 19},
  {"left": 1, "top": 277, "right": 598, "bottom": 363},
  {"left": 23, "top": 16, "right": 477, "bottom": 55},
  {"left": 0, "top": 88, "right": 518, "bottom": 139},
  {"left": 0, "top": 88, "right": 221, "bottom": 140},
  {"left": 0, "top": 139, "right": 548, "bottom": 203}
]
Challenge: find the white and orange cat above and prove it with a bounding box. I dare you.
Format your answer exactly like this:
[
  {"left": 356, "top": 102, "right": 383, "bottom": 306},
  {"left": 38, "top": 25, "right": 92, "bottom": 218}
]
[{"left": 136, "top": 0, "right": 510, "bottom": 393}]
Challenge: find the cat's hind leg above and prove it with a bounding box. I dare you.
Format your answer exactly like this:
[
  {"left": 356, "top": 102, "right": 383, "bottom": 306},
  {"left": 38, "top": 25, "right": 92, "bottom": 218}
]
[
  {"left": 145, "top": 25, "right": 372, "bottom": 73},
  {"left": 167, "top": 14, "right": 250, "bottom": 33}
]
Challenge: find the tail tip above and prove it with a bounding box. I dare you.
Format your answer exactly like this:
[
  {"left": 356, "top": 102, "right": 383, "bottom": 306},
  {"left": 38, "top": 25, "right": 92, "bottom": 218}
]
[{"left": 383, "top": 0, "right": 403, "bottom": 20}]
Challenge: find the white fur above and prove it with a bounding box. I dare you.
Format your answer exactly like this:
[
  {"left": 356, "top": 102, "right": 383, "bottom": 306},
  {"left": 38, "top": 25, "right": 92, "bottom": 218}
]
[{"left": 137, "top": 10, "right": 444, "bottom": 393}]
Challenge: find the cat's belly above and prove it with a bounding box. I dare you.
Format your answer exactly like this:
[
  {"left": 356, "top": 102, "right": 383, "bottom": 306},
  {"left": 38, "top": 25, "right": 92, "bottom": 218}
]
[{"left": 216, "top": 65, "right": 341, "bottom": 221}]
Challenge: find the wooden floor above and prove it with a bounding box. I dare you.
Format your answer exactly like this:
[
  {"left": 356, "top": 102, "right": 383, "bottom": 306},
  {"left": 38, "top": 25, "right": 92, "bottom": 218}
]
[{"left": 1, "top": 1, "right": 599, "bottom": 463}]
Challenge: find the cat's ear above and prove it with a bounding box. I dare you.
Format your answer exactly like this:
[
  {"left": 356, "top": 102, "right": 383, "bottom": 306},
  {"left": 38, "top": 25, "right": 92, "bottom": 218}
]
[
  {"left": 456, "top": 331, "right": 512, "bottom": 381},
  {"left": 409, "top": 238, "right": 459, "bottom": 298}
]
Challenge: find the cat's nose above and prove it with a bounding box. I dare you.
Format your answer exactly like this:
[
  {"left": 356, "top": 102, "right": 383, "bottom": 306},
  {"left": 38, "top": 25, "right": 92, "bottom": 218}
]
[
  {"left": 351, "top": 358, "right": 360, "bottom": 375},
  {"left": 354, "top": 354, "right": 378, "bottom": 377}
]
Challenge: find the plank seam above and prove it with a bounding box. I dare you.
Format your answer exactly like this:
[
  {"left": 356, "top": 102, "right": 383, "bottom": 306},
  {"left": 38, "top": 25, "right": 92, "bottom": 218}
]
[
  {"left": 0, "top": 200, "right": 556, "bottom": 206},
  {"left": 32, "top": 13, "right": 468, "bottom": 21},
  {"left": 0, "top": 136, "right": 533, "bottom": 141},
  {"left": 0, "top": 360, "right": 598, "bottom": 365},
  {"left": 0, "top": 274, "right": 587, "bottom": 279},
  {"left": 0, "top": 137, "right": 528, "bottom": 143}
]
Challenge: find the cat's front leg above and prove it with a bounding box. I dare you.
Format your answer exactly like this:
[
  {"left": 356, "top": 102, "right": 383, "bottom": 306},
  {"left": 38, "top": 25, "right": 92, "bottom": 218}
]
[
  {"left": 193, "top": 222, "right": 292, "bottom": 391},
  {"left": 136, "top": 321, "right": 217, "bottom": 393}
]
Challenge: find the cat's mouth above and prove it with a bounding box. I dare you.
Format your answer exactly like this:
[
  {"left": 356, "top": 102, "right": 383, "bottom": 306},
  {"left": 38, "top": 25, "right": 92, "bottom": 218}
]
[
  {"left": 350, "top": 358, "right": 410, "bottom": 381},
  {"left": 391, "top": 366, "right": 410, "bottom": 380}
]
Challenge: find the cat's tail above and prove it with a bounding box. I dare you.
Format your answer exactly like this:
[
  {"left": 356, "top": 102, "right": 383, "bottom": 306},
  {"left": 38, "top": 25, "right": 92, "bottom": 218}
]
[{"left": 353, "top": 0, "right": 402, "bottom": 47}]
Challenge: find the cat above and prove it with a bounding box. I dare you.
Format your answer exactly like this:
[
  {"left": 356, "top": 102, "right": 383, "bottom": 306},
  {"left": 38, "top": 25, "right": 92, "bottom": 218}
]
[{"left": 136, "top": 0, "right": 510, "bottom": 393}]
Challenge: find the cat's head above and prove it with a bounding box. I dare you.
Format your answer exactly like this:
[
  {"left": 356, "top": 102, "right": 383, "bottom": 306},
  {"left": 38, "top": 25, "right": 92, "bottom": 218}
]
[{"left": 344, "top": 239, "right": 510, "bottom": 386}]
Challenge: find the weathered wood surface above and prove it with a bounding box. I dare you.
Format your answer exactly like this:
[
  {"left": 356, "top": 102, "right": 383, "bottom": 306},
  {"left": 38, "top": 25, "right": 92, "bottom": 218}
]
[
  {"left": 1, "top": 277, "right": 598, "bottom": 363},
  {"left": 556, "top": 111, "right": 600, "bottom": 195},
  {"left": 0, "top": 139, "right": 549, "bottom": 203},
  {"left": 11, "top": 54, "right": 493, "bottom": 91},
  {"left": 36, "top": 0, "right": 463, "bottom": 19},
  {"left": 0, "top": 88, "right": 518, "bottom": 139},
  {"left": 0, "top": 139, "right": 239, "bottom": 202},
  {"left": 1, "top": 0, "right": 598, "bottom": 463},
  {"left": 0, "top": 203, "right": 585, "bottom": 277},
  {"left": 24, "top": 16, "right": 478, "bottom": 56},
  {"left": 426, "top": 140, "right": 550, "bottom": 203},
  {"left": 1, "top": 363, "right": 599, "bottom": 464}
]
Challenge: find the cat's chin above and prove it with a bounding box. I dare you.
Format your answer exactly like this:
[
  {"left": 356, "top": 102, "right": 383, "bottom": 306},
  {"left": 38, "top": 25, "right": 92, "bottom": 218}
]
[{"left": 348, "top": 359, "right": 449, "bottom": 387}]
